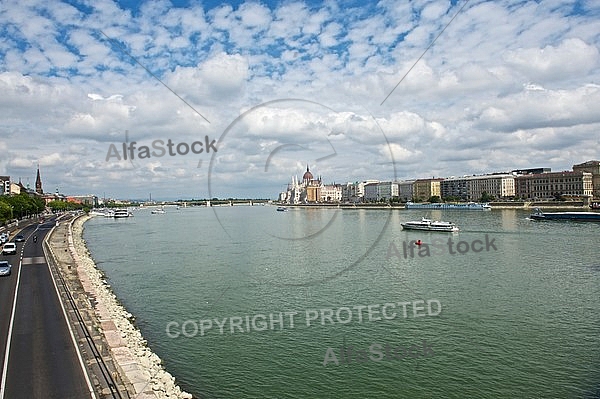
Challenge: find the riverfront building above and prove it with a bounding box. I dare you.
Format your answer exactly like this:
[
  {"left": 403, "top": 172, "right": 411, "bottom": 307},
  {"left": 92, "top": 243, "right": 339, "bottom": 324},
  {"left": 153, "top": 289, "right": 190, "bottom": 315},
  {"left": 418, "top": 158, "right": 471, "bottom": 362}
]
[
  {"left": 398, "top": 180, "right": 415, "bottom": 202},
  {"left": 363, "top": 181, "right": 398, "bottom": 202},
  {"left": 441, "top": 174, "right": 515, "bottom": 201},
  {"left": 363, "top": 182, "right": 379, "bottom": 202},
  {"left": 412, "top": 178, "right": 443, "bottom": 202},
  {"left": 341, "top": 180, "right": 380, "bottom": 203},
  {"left": 515, "top": 171, "right": 593, "bottom": 200},
  {"left": 572, "top": 160, "right": 600, "bottom": 198},
  {"left": 342, "top": 182, "right": 360, "bottom": 203},
  {"left": 376, "top": 181, "right": 399, "bottom": 201},
  {"left": 320, "top": 184, "right": 343, "bottom": 203},
  {"left": 280, "top": 167, "right": 344, "bottom": 204}
]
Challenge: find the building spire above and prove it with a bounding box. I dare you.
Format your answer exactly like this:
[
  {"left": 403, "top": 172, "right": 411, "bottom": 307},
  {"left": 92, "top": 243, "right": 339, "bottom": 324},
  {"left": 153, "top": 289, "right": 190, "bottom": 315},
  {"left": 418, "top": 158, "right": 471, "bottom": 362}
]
[{"left": 35, "top": 163, "right": 43, "bottom": 194}]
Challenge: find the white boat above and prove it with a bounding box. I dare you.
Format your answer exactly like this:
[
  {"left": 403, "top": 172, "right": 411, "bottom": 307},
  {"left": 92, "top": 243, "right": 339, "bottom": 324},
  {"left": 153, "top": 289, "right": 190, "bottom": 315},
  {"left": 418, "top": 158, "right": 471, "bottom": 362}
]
[
  {"left": 401, "top": 217, "right": 459, "bottom": 232},
  {"left": 151, "top": 207, "right": 166, "bottom": 214},
  {"left": 276, "top": 206, "right": 288, "bottom": 212},
  {"left": 89, "top": 208, "right": 113, "bottom": 217},
  {"left": 113, "top": 208, "right": 131, "bottom": 218}
]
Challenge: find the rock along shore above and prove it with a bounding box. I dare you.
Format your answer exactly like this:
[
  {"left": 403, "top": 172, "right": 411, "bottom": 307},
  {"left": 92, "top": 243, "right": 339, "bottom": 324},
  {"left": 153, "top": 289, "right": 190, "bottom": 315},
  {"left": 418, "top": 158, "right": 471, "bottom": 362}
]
[{"left": 51, "top": 214, "right": 194, "bottom": 399}]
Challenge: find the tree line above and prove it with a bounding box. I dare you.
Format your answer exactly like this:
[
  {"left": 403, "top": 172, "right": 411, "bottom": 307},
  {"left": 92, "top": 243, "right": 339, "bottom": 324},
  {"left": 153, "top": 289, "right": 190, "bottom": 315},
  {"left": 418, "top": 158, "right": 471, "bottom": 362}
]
[{"left": 0, "top": 193, "right": 46, "bottom": 225}]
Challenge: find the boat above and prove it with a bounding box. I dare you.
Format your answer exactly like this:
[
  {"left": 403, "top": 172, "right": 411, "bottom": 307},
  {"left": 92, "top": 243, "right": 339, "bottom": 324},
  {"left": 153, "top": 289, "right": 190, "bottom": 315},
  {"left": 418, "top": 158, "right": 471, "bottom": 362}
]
[
  {"left": 151, "top": 207, "right": 166, "bottom": 214},
  {"left": 591, "top": 202, "right": 600, "bottom": 210},
  {"left": 529, "top": 208, "right": 600, "bottom": 221},
  {"left": 276, "top": 206, "right": 288, "bottom": 212},
  {"left": 113, "top": 208, "right": 131, "bottom": 218},
  {"left": 89, "top": 208, "right": 113, "bottom": 217},
  {"left": 405, "top": 202, "right": 491, "bottom": 210},
  {"left": 401, "top": 217, "right": 459, "bottom": 232}
]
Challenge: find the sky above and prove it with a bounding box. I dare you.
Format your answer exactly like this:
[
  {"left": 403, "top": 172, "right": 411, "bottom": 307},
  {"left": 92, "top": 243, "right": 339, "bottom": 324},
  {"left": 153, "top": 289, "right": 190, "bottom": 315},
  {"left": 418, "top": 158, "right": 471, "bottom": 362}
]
[{"left": 0, "top": 0, "right": 599, "bottom": 200}]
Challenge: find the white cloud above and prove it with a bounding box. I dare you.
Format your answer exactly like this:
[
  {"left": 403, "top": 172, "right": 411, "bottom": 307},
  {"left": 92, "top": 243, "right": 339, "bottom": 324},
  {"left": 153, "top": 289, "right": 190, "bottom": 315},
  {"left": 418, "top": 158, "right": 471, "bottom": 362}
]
[
  {"left": 504, "top": 38, "right": 600, "bottom": 83},
  {"left": 0, "top": 0, "right": 598, "bottom": 198}
]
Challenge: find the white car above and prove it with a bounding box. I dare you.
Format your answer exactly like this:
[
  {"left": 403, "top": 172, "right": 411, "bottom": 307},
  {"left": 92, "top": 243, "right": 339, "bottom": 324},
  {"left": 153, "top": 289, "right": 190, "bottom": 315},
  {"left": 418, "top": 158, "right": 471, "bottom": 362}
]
[
  {"left": 2, "top": 243, "right": 17, "bottom": 255},
  {"left": 0, "top": 260, "right": 11, "bottom": 276}
]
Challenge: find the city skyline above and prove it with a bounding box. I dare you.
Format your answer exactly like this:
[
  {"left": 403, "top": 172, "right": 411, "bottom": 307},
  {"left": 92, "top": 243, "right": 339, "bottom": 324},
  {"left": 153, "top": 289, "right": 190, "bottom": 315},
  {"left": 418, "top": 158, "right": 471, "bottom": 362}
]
[
  {"left": 1, "top": 1, "right": 599, "bottom": 199},
  {"left": 2, "top": 155, "right": 598, "bottom": 203}
]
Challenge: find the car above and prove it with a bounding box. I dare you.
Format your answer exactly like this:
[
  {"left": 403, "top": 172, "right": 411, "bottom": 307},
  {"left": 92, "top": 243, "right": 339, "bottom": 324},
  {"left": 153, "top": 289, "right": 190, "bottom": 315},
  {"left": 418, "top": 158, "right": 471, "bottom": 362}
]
[
  {"left": 2, "top": 243, "right": 17, "bottom": 255},
  {"left": 14, "top": 234, "right": 25, "bottom": 242},
  {"left": 0, "top": 233, "right": 7, "bottom": 244},
  {"left": 0, "top": 260, "right": 11, "bottom": 276}
]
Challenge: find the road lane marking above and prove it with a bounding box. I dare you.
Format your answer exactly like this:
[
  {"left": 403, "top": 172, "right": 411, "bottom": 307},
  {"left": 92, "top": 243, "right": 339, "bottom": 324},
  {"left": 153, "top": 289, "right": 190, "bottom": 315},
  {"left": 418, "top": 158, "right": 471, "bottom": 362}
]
[
  {"left": 21, "top": 257, "right": 46, "bottom": 265},
  {"left": 0, "top": 258, "right": 22, "bottom": 399}
]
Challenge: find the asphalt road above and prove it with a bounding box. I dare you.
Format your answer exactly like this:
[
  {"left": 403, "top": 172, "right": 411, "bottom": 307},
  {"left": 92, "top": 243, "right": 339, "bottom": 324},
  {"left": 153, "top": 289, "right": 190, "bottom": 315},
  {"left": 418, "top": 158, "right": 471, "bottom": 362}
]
[{"left": 0, "top": 218, "right": 94, "bottom": 399}]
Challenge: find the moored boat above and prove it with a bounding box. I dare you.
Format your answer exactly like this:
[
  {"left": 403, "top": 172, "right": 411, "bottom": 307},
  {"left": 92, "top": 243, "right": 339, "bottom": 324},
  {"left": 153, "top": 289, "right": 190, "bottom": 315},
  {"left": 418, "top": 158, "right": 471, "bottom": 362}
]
[
  {"left": 591, "top": 202, "right": 600, "bottom": 210},
  {"left": 529, "top": 208, "right": 600, "bottom": 221},
  {"left": 89, "top": 208, "right": 113, "bottom": 217},
  {"left": 401, "top": 217, "right": 459, "bottom": 232}
]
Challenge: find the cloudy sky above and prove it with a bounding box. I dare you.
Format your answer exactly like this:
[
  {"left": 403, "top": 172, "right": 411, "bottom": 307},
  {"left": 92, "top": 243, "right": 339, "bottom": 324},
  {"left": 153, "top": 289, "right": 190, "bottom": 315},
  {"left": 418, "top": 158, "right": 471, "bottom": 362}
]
[{"left": 1, "top": 0, "right": 599, "bottom": 200}]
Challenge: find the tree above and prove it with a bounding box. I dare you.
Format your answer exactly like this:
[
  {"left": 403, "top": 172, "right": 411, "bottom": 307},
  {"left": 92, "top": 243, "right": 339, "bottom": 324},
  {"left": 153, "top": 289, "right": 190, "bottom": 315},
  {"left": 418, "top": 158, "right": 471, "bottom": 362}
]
[
  {"left": 428, "top": 195, "right": 441, "bottom": 203},
  {"left": 2, "top": 193, "right": 45, "bottom": 219},
  {"left": 47, "top": 200, "right": 83, "bottom": 212},
  {"left": 479, "top": 191, "right": 495, "bottom": 203},
  {"left": 0, "top": 199, "right": 13, "bottom": 224},
  {"left": 443, "top": 195, "right": 462, "bottom": 202}
]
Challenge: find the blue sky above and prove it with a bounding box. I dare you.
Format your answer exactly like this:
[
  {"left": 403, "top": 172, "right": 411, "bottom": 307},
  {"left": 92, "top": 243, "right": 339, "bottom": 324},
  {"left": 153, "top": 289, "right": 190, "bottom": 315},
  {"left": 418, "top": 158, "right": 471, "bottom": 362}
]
[{"left": 1, "top": 0, "right": 599, "bottom": 200}]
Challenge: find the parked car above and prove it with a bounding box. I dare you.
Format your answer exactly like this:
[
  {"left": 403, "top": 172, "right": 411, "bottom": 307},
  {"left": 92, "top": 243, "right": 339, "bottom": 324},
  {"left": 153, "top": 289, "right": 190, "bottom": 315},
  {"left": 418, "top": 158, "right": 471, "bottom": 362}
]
[
  {"left": 0, "top": 260, "right": 11, "bottom": 276},
  {"left": 2, "top": 243, "right": 17, "bottom": 255},
  {"left": 14, "top": 234, "right": 25, "bottom": 242}
]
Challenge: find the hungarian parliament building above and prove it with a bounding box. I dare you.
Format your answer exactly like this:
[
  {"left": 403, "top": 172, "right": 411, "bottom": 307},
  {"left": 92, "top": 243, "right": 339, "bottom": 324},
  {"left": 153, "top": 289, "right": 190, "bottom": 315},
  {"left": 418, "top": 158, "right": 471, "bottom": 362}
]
[{"left": 279, "top": 165, "right": 343, "bottom": 204}]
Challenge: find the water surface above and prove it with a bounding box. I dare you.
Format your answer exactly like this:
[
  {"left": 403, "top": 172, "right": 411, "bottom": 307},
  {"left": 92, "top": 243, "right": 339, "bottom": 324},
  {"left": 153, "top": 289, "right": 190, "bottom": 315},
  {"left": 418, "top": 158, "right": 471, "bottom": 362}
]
[{"left": 83, "top": 206, "right": 600, "bottom": 398}]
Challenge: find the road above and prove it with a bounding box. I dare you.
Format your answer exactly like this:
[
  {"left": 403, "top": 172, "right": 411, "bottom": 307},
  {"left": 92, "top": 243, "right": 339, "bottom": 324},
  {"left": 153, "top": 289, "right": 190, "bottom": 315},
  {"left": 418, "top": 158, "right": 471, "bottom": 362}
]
[{"left": 0, "top": 218, "right": 95, "bottom": 399}]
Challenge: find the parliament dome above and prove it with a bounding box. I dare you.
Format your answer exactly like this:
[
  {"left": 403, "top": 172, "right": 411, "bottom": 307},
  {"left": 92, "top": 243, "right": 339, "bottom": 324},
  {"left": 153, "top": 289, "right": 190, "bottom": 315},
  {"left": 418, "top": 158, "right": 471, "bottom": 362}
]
[{"left": 302, "top": 165, "right": 313, "bottom": 181}]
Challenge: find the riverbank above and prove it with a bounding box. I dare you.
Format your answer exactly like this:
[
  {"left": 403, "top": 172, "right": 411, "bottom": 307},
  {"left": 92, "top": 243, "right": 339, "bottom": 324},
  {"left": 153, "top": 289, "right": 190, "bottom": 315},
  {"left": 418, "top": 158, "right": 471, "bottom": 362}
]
[
  {"left": 275, "top": 201, "right": 594, "bottom": 210},
  {"left": 49, "top": 215, "right": 193, "bottom": 399}
]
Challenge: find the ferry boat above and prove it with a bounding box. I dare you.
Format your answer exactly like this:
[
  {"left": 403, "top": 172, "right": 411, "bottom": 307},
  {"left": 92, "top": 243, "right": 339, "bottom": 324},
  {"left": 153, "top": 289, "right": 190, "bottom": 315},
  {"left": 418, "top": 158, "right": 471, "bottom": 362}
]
[
  {"left": 401, "top": 218, "right": 459, "bottom": 232},
  {"left": 405, "top": 202, "right": 491, "bottom": 210},
  {"left": 529, "top": 208, "right": 600, "bottom": 221},
  {"left": 113, "top": 208, "right": 131, "bottom": 218}
]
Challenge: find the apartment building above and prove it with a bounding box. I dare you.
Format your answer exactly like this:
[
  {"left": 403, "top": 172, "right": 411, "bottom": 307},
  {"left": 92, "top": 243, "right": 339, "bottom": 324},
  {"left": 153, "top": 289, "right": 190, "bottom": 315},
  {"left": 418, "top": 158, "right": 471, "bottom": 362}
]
[
  {"left": 412, "top": 178, "right": 443, "bottom": 201},
  {"left": 572, "top": 160, "right": 600, "bottom": 198},
  {"left": 515, "top": 171, "right": 593, "bottom": 200},
  {"left": 441, "top": 174, "right": 515, "bottom": 201}
]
